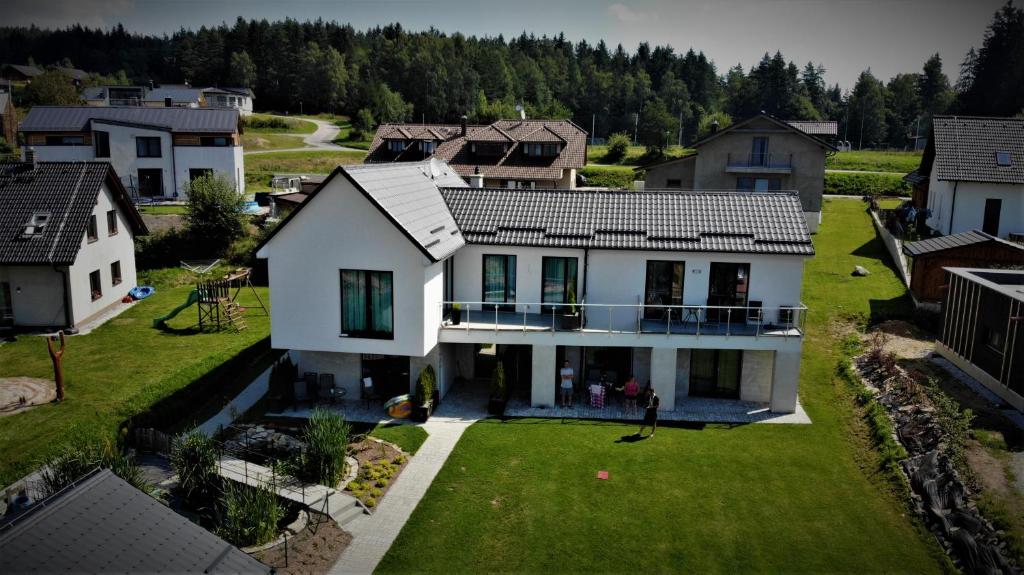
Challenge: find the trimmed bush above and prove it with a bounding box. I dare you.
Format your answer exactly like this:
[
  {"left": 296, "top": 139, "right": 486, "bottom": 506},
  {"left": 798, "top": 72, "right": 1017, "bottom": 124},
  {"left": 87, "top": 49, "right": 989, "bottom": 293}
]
[
  {"left": 299, "top": 407, "right": 350, "bottom": 485},
  {"left": 416, "top": 364, "right": 436, "bottom": 405},
  {"left": 218, "top": 482, "right": 284, "bottom": 547},
  {"left": 579, "top": 166, "right": 636, "bottom": 189},
  {"left": 604, "top": 133, "right": 631, "bottom": 163},
  {"left": 39, "top": 438, "right": 150, "bottom": 498},
  {"left": 170, "top": 428, "right": 220, "bottom": 507},
  {"left": 825, "top": 172, "right": 910, "bottom": 197},
  {"left": 242, "top": 116, "right": 291, "bottom": 131}
]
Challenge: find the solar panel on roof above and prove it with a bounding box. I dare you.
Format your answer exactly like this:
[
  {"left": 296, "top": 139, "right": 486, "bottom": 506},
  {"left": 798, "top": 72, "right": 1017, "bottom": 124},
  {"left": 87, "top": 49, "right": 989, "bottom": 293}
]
[{"left": 996, "top": 151, "right": 1012, "bottom": 166}]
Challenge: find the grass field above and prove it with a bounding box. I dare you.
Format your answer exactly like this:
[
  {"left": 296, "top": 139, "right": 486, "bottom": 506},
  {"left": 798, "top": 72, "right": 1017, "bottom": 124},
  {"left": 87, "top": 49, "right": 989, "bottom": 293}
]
[
  {"left": 245, "top": 150, "right": 368, "bottom": 191},
  {"left": 0, "top": 279, "right": 271, "bottom": 485},
  {"left": 243, "top": 113, "right": 318, "bottom": 134},
  {"left": 587, "top": 144, "right": 692, "bottom": 166},
  {"left": 331, "top": 116, "right": 373, "bottom": 150},
  {"left": 579, "top": 165, "right": 637, "bottom": 188},
  {"left": 377, "top": 198, "right": 944, "bottom": 574},
  {"left": 241, "top": 133, "right": 308, "bottom": 151},
  {"left": 138, "top": 205, "right": 188, "bottom": 215},
  {"left": 368, "top": 423, "right": 429, "bottom": 455},
  {"left": 827, "top": 150, "right": 922, "bottom": 173}
]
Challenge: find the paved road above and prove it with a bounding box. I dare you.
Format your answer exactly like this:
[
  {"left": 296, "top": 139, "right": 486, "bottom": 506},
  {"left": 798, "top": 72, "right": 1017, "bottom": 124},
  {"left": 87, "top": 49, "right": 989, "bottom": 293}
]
[{"left": 245, "top": 115, "right": 365, "bottom": 155}]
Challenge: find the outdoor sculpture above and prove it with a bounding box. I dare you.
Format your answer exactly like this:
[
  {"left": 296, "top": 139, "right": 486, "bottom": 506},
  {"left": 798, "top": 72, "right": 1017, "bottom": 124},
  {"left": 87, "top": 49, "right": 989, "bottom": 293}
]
[{"left": 46, "top": 331, "right": 66, "bottom": 402}]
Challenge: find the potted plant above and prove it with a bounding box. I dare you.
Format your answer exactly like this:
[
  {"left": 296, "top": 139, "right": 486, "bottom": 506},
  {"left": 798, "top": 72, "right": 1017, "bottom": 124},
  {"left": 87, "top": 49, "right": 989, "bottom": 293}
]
[
  {"left": 412, "top": 365, "right": 436, "bottom": 422},
  {"left": 450, "top": 303, "right": 462, "bottom": 326},
  {"left": 558, "top": 283, "right": 581, "bottom": 330},
  {"left": 488, "top": 363, "right": 508, "bottom": 416}
]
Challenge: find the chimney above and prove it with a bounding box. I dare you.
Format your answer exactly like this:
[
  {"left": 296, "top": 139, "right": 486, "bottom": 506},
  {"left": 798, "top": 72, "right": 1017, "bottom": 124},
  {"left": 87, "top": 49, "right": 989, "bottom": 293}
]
[
  {"left": 164, "top": 97, "right": 173, "bottom": 107},
  {"left": 469, "top": 166, "right": 483, "bottom": 188},
  {"left": 23, "top": 146, "right": 36, "bottom": 167},
  {"left": 710, "top": 120, "right": 719, "bottom": 135},
  {"left": 460, "top": 115, "right": 468, "bottom": 137}
]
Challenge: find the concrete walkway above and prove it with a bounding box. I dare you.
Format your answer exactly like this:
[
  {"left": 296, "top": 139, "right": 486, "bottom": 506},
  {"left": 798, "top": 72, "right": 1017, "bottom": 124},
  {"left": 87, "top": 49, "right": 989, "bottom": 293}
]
[
  {"left": 245, "top": 116, "right": 365, "bottom": 154},
  {"left": 330, "top": 387, "right": 486, "bottom": 574}
]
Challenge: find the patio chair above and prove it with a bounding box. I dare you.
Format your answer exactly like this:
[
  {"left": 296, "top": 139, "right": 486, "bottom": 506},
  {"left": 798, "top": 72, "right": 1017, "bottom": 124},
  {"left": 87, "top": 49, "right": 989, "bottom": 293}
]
[
  {"left": 588, "top": 383, "right": 605, "bottom": 408},
  {"left": 361, "top": 377, "right": 380, "bottom": 409},
  {"left": 317, "top": 373, "right": 339, "bottom": 403}
]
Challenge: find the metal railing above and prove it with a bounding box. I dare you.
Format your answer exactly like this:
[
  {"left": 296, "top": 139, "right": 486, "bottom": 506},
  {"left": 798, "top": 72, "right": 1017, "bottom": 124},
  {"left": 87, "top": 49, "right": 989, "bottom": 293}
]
[
  {"left": 441, "top": 300, "right": 807, "bottom": 337},
  {"left": 726, "top": 152, "right": 793, "bottom": 169}
]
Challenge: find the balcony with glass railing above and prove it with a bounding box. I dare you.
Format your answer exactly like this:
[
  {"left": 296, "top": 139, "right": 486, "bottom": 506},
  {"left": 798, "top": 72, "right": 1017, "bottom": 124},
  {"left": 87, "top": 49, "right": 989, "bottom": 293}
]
[{"left": 725, "top": 152, "right": 793, "bottom": 173}]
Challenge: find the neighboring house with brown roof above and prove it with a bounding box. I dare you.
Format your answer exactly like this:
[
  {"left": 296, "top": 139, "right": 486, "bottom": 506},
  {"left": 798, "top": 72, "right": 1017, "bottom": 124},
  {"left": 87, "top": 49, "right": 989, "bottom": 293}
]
[
  {"left": 0, "top": 160, "right": 147, "bottom": 329},
  {"left": 638, "top": 114, "right": 835, "bottom": 233},
  {"left": 907, "top": 115, "right": 1024, "bottom": 239},
  {"left": 1, "top": 64, "right": 43, "bottom": 83},
  {"left": 0, "top": 91, "right": 15, "bottom": 146},
  {"left": 366, "top": 118, "right": 587, "bottom": 189}
]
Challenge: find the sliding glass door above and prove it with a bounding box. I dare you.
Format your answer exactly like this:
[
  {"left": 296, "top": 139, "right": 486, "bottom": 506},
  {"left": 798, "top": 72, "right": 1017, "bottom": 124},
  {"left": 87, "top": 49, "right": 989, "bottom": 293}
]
[
  {"left": 708, "top": 262, "right": 750, "bottom": 323},
  {"left": 689, "top": 349, "right": 742, "bottom": 398},
  {"left": 340, "top": 269, "right": 394, "bottom": 339},
  {"left": 482, "top": 254, "right": 516, "bottom": 312},
  {"left": 541, "top": 257, "right": 578, "bottom": 313},
  {"left": 644, "top": 260, "right": 684, "bottom": 320}
]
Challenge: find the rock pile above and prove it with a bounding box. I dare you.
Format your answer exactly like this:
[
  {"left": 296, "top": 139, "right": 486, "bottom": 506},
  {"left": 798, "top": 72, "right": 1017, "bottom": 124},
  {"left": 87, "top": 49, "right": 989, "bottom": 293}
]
[
  {"left": 224, "top": 424, "right": 305, "bottom": 456},
  {"left": 855, "top": 355, "right": 1018, "bottom": 575}
]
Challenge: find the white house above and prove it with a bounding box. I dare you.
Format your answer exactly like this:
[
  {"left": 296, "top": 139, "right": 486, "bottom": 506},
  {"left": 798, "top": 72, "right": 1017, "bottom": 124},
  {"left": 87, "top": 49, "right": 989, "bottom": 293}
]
[
  {"left": 202, "top": 87, "right": 255, "bottom": 116},
  {"left": 256, "top": 159, "right": 812, "bottom": 414},
  {"left": 18, "top": 106, "right": 245, "bottom": 199},
  {"left": 0, "top": 159, "right": 148, "bottom": 329},
  {"left": 909, "top": 115, "right": 1024, "bottom": 239}
]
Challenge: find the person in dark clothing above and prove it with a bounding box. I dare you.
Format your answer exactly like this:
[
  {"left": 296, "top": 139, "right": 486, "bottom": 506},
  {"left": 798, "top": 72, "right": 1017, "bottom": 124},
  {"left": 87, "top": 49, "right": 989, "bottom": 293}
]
[{"left": 638, "top": 387, "right": 660, "bottom": 437}]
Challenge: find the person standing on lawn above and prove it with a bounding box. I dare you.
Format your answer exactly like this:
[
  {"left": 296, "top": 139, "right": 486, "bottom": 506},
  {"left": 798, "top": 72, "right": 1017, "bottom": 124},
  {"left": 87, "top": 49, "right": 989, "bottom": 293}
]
[
  {"left": 559, "top": 360, "right": 575, "bottom": 407},
  {"left": 638, "top": 386, "right": 660, "bottom": 437}
]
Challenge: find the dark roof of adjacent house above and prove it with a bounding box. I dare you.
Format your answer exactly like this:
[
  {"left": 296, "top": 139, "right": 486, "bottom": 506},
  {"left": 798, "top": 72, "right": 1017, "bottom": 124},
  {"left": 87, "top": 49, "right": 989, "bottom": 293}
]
[
  {"left": 691, "top": 114, "right": 837, "bottom": 150},
  {"left": 440, "top": 188, "right": 814, "bottom": 255},
  {"left": 924, "top": 115, "right": 1024, "bottom": 184},
  {"left": 203, "top": 86, "right": 255, "bottom": 97},
  {"left": 0, "top": 469, "right": 270, "bottom": 574},
  {"left": 366, "top": 119, "right": 588, "bottom": 181},
  {"left": 903, "top": 168, "right": 928, "bottom": 185},
  {"left": 4, "top": 64, "right": 43, "bottom": 77},
  {"left": 786, "top": 120, "right": 838, "bottom": 137},
  {"left": 19, "top": 106, "right": 241, "bottom": 134},
  {"left": 145, "top": 85, "right": 203, "bottom": 103},
  {"left": 903, "top": 229, "right": 1024, "bottom": 257},
  {"left": 0, "top": 161, "right": 147, "bottom": 265},
  {"left": 257, "top": 159, "right": 468, "bottom": 262},
  {"left": 57, "top": 67, "right": 89, "bottom": 81}
]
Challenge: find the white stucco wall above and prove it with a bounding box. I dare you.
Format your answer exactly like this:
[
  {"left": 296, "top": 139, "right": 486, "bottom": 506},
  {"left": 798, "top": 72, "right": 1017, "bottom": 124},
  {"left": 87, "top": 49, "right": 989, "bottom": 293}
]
[
  {"left": 450, "top": 244, "right": 585, "bottom": 315},
  {"left": 259, "top": 175, "right": 437, "bottom": 358},
  {"left": 0, "top": 266, "right": 67, "bottom": 326},
  {"left": 66, "top": 181, "right": 139, "bottom": 325},
  {"left": 740, "top": 350, "right": 774, "bottom": 403},
  {"left": 927, "top": 177, "right": 1024, "bottom": 238},
  {"left": 174, "top": 145, "right": 245, "bottom": 195}
]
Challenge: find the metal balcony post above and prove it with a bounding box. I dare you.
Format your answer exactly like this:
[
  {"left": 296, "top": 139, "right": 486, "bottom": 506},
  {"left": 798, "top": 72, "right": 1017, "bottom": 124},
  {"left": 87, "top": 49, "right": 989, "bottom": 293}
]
[
  {"left": 494, "top": 304, "right": 498, "bottom": 333},
  {"left": 523, "top": 307, "right": 527, "bottom": 332},
  {"left": 551, "top": 306, "right": 556, "bottom": 333},
  {"left": 726, "top": 309, "right": 731, "bottom": 337},
  {"left": 696, "top": 307, "right": 701, "bottom": 337},
  {"left": 608, "top": 307, "right": 612, "bottom": 336}
]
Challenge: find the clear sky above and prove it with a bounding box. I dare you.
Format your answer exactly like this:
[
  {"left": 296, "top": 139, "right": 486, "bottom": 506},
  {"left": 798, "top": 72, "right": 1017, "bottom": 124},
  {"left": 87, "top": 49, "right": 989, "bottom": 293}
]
[{"left": 7, "top": 0, "right": 1003, "bottom": 90}]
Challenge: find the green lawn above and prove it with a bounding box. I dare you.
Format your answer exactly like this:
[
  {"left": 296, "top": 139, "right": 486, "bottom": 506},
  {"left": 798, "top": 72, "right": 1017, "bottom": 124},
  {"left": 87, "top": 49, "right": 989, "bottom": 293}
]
[
  {"left": 241, "top": 132, "right": 308, "bottom": 152},
  {"left": 369, "top": 423, "right": 429, "bottom": 455},
  {"left": 138, "top": 205, "right": 188, "bottom": 215},
  {"left": 827, "top": 150, "right": 922, "bottom": 173},
  {"left": 331, "top": 116, "right": 373, "bottom": 150},
  {"left": 244, "top": 113, "right": 318, "bottom": 134},
  {"left": 245, "top": 150, "right": 368, "bottom": 191},
  {"left": 377, "top": 198, "right": 944, "bottom": 574},
  {"left": 587, "top": 144, "right": 692, "bottom": 166},
  {"left": 0, "top": 279, "right": 271, "bottom": 485},
  {"left": 579, "top": 165, "right": 637, "bottom": 188}
]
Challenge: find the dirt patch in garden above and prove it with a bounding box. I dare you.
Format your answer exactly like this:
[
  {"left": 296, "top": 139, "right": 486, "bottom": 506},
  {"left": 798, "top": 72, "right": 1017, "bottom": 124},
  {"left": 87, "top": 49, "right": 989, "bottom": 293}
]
[
  {"left": 345, "top": 438, "right": 409, "bottom": 508},
  {"left": 865, "top": 320, "right": 934, "bottom": 359},
  {"left": 252, "top": 512, "right": 351, "bottom": 574},
  {"left": 0, "top": 377, "right": 55, "bottom": 416},
  {"left": 967, "top": 439, "right": 1013, "bottom": 498}
]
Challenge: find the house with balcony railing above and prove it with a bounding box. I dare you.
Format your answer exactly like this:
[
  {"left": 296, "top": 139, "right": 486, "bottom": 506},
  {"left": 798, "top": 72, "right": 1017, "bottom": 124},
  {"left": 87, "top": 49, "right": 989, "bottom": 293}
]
[
  {"left": 256, "top": 159, "right": 813, "bottom": 415},
  {"left": 640, "top": 114, "right": 834, "bottom": 233}
]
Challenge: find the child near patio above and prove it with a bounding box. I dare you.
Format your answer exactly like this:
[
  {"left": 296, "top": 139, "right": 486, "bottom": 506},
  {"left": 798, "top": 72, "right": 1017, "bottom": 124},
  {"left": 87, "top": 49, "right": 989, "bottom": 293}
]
[{"left": 559, "top": 360, "right": 574, "bottom": 407}]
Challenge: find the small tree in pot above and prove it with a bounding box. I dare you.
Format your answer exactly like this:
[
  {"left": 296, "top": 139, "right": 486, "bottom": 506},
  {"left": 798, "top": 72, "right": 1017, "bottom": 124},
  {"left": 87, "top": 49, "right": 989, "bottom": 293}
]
[
  {"left": 450, "top": 303, "right": 462, "bottom": 325},
  {"left": 413, "top": 364, "right": 437, "bottom": 422},
  {"left": 559, "top": 282, "right": 581, "bottom": 330},
  {"left": 488, "top": 362, "right": 508, "bottom": 416}
]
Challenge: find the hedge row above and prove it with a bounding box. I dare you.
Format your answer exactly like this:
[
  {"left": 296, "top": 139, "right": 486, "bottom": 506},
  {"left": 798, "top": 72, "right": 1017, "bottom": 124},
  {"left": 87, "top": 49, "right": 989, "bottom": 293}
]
[
  {"left": 579, "top": 166, "right": 637, "bottom": 189},
  {"left": 825, "top": 172, "right": 910, "bottom": 197}
]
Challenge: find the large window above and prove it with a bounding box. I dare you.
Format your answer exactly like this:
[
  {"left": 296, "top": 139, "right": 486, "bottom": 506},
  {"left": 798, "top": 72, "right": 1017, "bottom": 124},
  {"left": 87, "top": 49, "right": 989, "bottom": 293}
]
[
  {"left": 522, "top": 143, "right": 560, "bottom": 157},
  {"left": 89, "top": 270, "right": 102, "bottom": 301},
  {"left": 737, "top": 177, "right": 781, "bottom": 192},
  {"left": 644, "top": 260, "right": 684, "bottom": 320},
  {"left": 136, "top": 137, "right": 162, "bottom": 158},
  {"left": 137, "top": 169, "right": 163, "bottom": 197},
  {"left": 482, "top": 255, "right": 516, "bottom": 311},
  {"left": 200, "top": 136, "right": 230, "bottom": 147},
  {"left": 708, "top": 262, "right": 750, "bottom": 323},
  {"left": 689, "top": 349, "right": 742, "bottom": 398},
  {"left": 93, "top": 130, "right": 110, "bottom": 157},
  {"left": 751, "top": 136, "right": 769, "bottom": 166},
  {"left": 45, "top": 135, "right": 85, "bottom": 146},
  {"left": 341, "top": 270, "right": 394, "bottom": 339},
  {"left": 106, "top": 210, "right": 118, "bottom": 236},
  {"left": 541, "top": 257, "right": 578, "bottom": 313}
]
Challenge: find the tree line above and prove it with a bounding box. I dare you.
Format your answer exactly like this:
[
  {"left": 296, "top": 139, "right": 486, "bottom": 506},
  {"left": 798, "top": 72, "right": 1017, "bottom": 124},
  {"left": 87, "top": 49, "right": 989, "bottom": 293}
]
[{"left": 0, "top": 1, "right": 1020, "bottom": 151}]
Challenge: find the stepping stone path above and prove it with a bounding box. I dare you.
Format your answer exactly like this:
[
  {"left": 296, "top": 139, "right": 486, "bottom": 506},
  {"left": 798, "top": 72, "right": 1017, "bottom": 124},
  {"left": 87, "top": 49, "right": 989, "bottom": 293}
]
[{"left": 216, "top": 455, "right": 367, "bottom": 527}]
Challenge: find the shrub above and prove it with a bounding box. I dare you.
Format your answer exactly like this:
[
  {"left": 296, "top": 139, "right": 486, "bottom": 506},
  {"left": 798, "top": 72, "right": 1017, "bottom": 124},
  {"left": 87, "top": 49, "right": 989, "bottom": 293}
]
[
  {"left": 416, "top": 364, "right": 437, "bottom": 405},
  {"left": 365, "top": 497, "right": 377, "bottom": 507},
  {"left": 604, "top": 132, "right": 631, "bottom": 163},
  {"left": 298, "top": 407, "right": 350, "bottom": 485},
  {"left": 825, "top": 172, "right": 910, "bottom": 197},
  {"left": 185, "top": 174, "right": 246, "bottom": 254},
  {"left": 268, "top": 355, "right": 298, "bottom": 401},
  {"left": 218, "top": 482, "right": 283, "bottom": 547},
  {"left": 242, "top": 116, "right": 291, "bottom": 130},
  {"left": 579, "top": 166, "right": 635, "bottom": 189},
  {"left": 170, "top": 428, "right": 220, "bottom": 506},
  {"left": 371, "top": 487, "right": 382, "bottom": 498},
  {"left": 39, "top": 438, "right": 150, "bottom": 498},
  {"left": 135, "top": 227, "right": 201, "bottom": 270},
  {"left": 491, "top": 363, "right": 507, "bottom": 400}
]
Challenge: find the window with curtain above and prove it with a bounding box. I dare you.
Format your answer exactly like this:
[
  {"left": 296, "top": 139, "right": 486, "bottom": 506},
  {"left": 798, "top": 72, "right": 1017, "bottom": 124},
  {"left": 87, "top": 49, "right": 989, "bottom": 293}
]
[
  {"left": 541, "top": 256, "right": 578, "bottom": 313},
  {"left": 341, "top": 269, "right": 394, "bottom": 339},
  {"left": 482, "top": 255, "right": 516, "bottom": 311}
]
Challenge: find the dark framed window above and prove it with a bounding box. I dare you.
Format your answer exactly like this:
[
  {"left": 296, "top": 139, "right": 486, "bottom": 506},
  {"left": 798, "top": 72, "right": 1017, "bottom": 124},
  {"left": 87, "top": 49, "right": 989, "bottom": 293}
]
[
  {"left": 189, "top": 168, "right": 214, "bottom": 182},
  {"left": 736, "top": 177, "right": 781, "bottom": 192},
  {"left": 136, "top": 137, "right": 162, "bottom": 157},
  {"left": 387, "top": 139, "right": 406, "bottom": 152},
  {"left": 340, "top": 269, "right": 394, "bottom": 339},
  {"left": 541, "top": 256, "right": 578, "bottom": 313},
  {"left": 86, "top": 215, "right": 98, "bottom": 243},
  {"left": 523, "top": 142, "right": 560, "bottom": 157},
  {"left": 666, "top": 178, "right": 682, "bottom": 188},
  {"left": 93, "top": 130, "right": 110, "bottom": 157},
  {"left": 689, "top": 349, "right": 742, "bottom": 398},
  {"left": 110, "top": 261, "right": 122, "bottom": 285},
  {"left": 89, "top": 270, "right": 102, "bottom": 301},
  {"left": 751, "top": 136, "right": 769, "bottom": 165},
  {"left": 482, "top": 255, "right": 516, "bottom": 311},
  {"left": 983, "top": 198, "right": 1002, "bottom": 236},
  {"left": 471, "top": 142, "right": 507, "bottom": 156},
  {"left": 137, "top": 169, "right": 163, "bottom": 197},
  {"left": 45, "top": 135, "right": 85, "bottom": 145},
  {"left": 200, "top": 136, "right": 230, "bottom": 147},
  {"left": 106, "top": 210, "right": 117, "bottom": 236},
  {"left": 420, "top": 140, "right": 436, "bottom": 154},
  {"left": 644, "top": 260, "right": 684, "bottom": 320},
  {"left": 708, "top": 262, "right": 750, "bottom": 324}
]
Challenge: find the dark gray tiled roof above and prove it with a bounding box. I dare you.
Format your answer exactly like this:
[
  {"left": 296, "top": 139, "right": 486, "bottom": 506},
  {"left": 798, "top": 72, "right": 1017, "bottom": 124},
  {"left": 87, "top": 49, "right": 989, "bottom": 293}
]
[
  {"left": 0, "top": 161, "right": 147, "bottom": 265},
  {"left": 786, "top": 120, "right": 838, "bottom": 137},
  {"left": 146, "top": 84, "right": 203, "bottom": 103},
  {"left": 344, "top": 160, "right": 467, "bottom": 261},
  {"left": 20, "top": 106, "right": 240, "bottom": 134},
  {"left": 931, "top": 115, "right": 1024, "bottom": 184},
  {"left": 0, "top": 469, "right": 270, "bottom": 574},
  {"left": 903, "top": 168, "right": 927, "bottom": 185},
  {"left": 440, "top": 188, "right": 813, "bottom": 255},
  {"left": 903, "top": 230, "right": 1024, "bottom": 257},
  {"left": 4, "top": 64, "right": 43, "bottom": 77}
]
